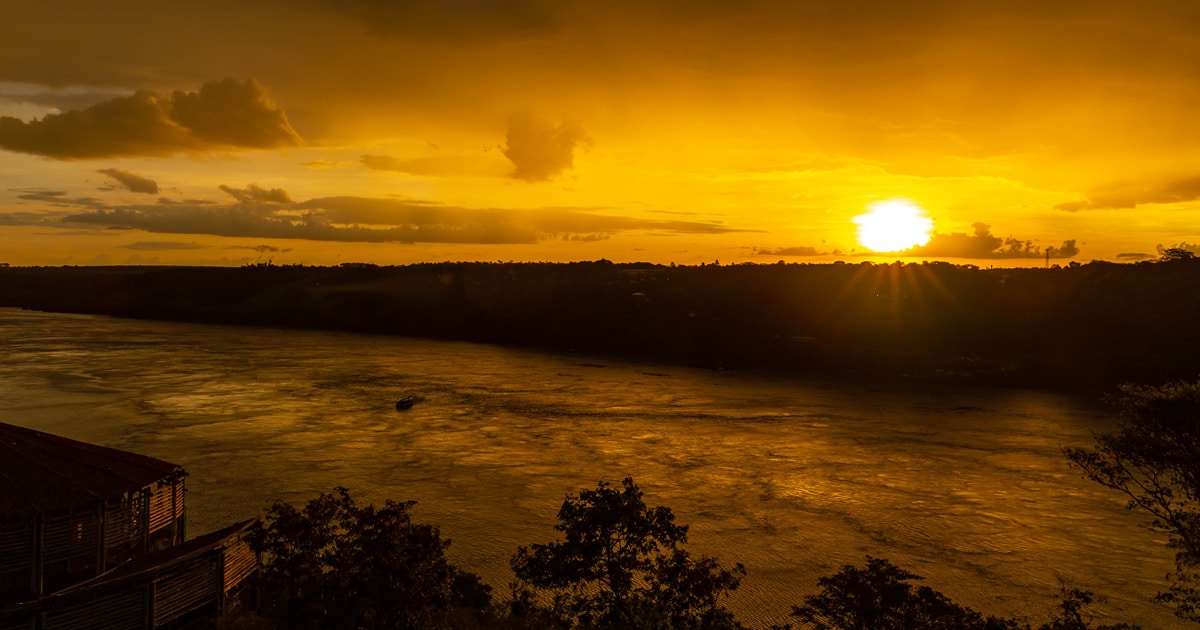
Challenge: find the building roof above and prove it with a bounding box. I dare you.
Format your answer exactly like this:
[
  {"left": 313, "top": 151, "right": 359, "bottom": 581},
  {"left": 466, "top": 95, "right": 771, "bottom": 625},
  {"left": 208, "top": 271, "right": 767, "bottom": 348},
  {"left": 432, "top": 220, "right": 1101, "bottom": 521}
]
[{"left": 0, "top": 422, "right": 182, "bottom": 519}]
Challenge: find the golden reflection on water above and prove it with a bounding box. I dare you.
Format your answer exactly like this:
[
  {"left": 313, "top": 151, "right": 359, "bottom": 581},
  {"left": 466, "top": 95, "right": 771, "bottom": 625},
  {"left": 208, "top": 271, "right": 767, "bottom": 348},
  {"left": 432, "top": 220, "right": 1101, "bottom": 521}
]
[{"left": 0, "top": 308, "right": 1179, "bottom": 628}]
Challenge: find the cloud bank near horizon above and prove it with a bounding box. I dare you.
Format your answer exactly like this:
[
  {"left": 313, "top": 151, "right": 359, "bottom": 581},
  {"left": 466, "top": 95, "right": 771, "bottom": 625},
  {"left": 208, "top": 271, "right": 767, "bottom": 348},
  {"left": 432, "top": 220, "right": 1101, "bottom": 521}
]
[
  {"left": 903, "top": 222, "right": 1079, "bottom": 259},
  {"left": 22, "top": 188, "right": 749, "bottom": 245}
]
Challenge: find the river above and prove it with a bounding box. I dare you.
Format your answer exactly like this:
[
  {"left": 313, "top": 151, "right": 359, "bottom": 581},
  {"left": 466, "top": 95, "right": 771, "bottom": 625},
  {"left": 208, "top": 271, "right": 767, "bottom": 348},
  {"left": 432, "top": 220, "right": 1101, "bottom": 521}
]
[{"left": 0, "top": 308, "right": 1177, "bottom": 627}]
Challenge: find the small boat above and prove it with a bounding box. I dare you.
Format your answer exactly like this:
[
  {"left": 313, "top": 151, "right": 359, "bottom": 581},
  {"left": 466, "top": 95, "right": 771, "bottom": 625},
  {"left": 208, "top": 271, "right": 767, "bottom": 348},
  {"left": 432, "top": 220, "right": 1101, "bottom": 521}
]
[{"left": 395, "top": 396, "right": 416, "bottom": 411}]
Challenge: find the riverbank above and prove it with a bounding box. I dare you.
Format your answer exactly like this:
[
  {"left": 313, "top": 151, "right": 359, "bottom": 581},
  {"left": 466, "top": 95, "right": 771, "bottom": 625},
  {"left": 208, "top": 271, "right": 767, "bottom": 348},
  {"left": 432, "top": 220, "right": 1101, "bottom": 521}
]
[{"left": 2, "top": 259, "right": 1197, "bottom": 393}]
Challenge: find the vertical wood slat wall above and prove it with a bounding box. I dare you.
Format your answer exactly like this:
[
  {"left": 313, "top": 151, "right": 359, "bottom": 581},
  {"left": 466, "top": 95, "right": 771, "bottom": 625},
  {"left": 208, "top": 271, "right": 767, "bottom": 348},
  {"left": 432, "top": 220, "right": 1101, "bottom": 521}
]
[
  {"left": 0, "top": 524, "right": 254, "bottom": 630},
  {"left": 0, "top": 476, "right": 185, "bottom": 602}
]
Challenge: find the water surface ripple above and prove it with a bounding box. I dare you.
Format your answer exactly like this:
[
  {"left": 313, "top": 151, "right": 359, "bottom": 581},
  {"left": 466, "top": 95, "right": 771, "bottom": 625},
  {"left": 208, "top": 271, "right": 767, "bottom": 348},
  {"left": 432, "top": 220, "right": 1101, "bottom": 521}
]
[{"left": 0, "top": 309, "right": 1175, "bottom": 627}]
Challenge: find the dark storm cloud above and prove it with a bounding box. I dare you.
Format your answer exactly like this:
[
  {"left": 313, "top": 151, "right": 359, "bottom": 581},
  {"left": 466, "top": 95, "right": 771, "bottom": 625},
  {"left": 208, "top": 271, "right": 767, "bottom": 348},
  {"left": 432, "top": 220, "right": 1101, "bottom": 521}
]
[
  {"left": 904, "top": 222, "right": 1080, "bottom": 259},
  {"left": 98, "top": 168, "right": 159, "bottom": 194},
  {"left": 1056, "top": 175, "right": 1200, "bottom": 211},
  {"left": 502, "top": 114, "right": 590, "bottom": 182},
  {"left": 0, "top": 78, "right": 300, "bottom": 159},
  {"left": 58, "top": 193, "right": 749, "bottom": 245}
]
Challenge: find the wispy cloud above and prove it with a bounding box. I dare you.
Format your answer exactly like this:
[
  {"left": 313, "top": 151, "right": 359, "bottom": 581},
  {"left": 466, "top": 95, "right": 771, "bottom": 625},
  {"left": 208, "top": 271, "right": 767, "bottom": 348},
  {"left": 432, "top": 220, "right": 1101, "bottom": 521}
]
[
  {"left": 1056, "top": 175, "right": 1200, "bottom": 211},
  {"left": 98, "top": 168, "right": 158, "bottom": 194},
  {"left": 219, "top": 184, "right": 292, "bottom": 204},
  {"left": 55, "top": 192, "right": 749, "bottom": 245},
  {"left": 224, "top": 244, "right": 291, "bottom": 253},
  {"left": 118, "top": 241, "right": 208, "bottom": 251},
  {"left": 0, "top": 78, "right": 300, "bottom": 159},
  {"left": 753, "top": 246, "right": 833, "bottom": 257},
  {"left": 360, "top": 153, "right": 509, "bottom": 177}
]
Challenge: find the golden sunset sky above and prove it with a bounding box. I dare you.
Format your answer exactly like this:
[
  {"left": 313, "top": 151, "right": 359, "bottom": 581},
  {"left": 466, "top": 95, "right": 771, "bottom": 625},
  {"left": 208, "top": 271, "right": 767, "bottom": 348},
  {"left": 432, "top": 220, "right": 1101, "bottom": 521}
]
[{"left": 2, "top": 1, "right": 1198, "bottom": 267}]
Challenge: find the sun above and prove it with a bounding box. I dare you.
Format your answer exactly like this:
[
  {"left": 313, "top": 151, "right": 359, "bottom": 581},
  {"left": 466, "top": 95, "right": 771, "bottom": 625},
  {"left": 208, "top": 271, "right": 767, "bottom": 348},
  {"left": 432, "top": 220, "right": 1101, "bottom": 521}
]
[{"left": 853, "top": 199, "right": 934, "bottom": 252}]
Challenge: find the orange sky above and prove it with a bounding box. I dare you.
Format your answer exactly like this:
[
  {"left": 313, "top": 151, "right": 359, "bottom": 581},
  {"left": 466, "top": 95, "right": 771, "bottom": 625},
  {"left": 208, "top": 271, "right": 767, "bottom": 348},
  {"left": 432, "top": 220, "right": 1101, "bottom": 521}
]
[{"left": 2, "top": 1, "right": 1198, "bottom": 267}]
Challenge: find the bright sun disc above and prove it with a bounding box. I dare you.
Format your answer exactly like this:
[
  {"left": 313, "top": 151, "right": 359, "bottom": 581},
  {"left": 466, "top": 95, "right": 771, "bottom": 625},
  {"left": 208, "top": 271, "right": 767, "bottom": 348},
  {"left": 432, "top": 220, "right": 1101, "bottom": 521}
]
[{"left": 853, "top": 200, "right": 934, "bottom": 252}]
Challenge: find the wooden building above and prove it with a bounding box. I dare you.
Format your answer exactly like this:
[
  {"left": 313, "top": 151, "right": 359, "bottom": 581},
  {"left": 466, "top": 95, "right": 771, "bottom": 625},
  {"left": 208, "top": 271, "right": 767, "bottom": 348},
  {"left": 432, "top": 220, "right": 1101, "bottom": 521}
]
[{"left": 0, "top": 422, "right": 256, "bottom": 628}]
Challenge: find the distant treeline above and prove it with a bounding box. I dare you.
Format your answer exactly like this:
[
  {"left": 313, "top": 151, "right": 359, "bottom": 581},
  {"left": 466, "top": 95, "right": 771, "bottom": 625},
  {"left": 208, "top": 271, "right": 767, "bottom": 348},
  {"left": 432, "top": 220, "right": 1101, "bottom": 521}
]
[{"left": 2, "top": 259, "right": 1198, "bottom": 392}]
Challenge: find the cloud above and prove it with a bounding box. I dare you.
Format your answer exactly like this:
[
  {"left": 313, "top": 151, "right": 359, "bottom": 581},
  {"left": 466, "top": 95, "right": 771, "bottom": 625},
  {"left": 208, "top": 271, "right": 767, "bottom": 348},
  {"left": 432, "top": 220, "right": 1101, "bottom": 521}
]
[
  {"left": 0, "top": 78, "right": 300, "bottom": 159},
  {"left": 225, "top": 244, "right": 291, "bottom": 253},
  {"left": 0, "top": 211, "right": 60, "bottom": 226},
  {"left": 219, "top": 184, "right": 293, "bottom": 204},
  {"left": 118, "top": 241, "right": 207, "bottom": 251},
  {"left": 302, "top": 160, "right": 353, "bottom": 169},
  {"left": 58, "top": 193, "right": 749, "bottom": 245},
  {"left": 502, "top": 114, "right": 590, "bottom": 181},
  {"left": 14, "top": 188, "right": 105, "bottom": 209},
  {"left": 98, "top": 168, "right": 158, "bottom": 194},
  {"left": 903, "top": 222, "right": 1080, "bottom": 259},
  {"left": 1056, "top": 175, "right": 1200, "bottom": 211},
  {"left": 753, "top": 246, "right": 829, "bottom": 257},
  {"left": 0, "top": 83, "right": 132, "bottom": 112},
  {"left": 1117, "top": 252, "right": 1153, "bottom": 261},
  {"left": 360, "top": 153, "right": 509, "bottom": 177}
]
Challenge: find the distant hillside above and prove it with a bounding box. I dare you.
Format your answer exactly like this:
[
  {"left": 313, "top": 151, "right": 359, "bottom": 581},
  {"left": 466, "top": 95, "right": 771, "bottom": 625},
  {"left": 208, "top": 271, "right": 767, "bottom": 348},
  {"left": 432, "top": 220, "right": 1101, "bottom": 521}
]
[{"left": 2, "top": 259, "right": 1198, "bottom": 392}]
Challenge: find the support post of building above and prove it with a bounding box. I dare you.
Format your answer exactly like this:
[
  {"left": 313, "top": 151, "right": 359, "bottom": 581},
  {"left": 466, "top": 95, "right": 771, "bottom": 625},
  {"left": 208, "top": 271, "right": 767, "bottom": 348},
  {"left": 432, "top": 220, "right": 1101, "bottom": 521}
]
[
  {"left": 96, "top": 502, "right": 108, "bottom": 575},
  {"left": 30, "top": 513, "right": 44, "bottom": 599}
]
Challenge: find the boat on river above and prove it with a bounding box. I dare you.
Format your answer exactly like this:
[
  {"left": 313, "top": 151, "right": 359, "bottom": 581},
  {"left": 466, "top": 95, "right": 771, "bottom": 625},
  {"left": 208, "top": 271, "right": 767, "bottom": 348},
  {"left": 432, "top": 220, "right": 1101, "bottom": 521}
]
[{"left": 395, "top": 396, "right": 416, "bottom": 410}]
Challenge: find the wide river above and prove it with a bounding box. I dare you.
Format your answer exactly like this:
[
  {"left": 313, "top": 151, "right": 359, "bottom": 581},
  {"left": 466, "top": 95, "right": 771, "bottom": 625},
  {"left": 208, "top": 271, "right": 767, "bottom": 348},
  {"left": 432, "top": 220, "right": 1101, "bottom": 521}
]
[{"left": 0, "top": 308, "right": 1177, "bottom": 627}]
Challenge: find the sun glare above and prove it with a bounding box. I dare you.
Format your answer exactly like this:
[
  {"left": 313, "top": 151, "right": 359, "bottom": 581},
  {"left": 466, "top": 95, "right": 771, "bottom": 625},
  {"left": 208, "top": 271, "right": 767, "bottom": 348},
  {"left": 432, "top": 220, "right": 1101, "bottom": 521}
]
[{"left": 853, "top": 200, "right": 934, "bottom": 252}]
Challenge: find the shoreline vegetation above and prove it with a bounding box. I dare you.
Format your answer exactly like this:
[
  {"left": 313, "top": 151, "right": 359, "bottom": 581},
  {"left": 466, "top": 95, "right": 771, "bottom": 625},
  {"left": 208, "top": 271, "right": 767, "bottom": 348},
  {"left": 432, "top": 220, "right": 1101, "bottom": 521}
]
[
  {"left": 243, "top": 477, "right": 1149, "bottom": 629},
  {"left": 1, "top": 258, "right": 1198, "bottom": 394}
]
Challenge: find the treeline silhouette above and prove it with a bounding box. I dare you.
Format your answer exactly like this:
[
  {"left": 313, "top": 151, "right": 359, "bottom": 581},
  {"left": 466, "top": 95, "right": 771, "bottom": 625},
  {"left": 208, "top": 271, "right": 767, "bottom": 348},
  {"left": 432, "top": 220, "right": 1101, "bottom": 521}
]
[
  {"left": 240, "top": 478, "right": 1143, "bottom": 629},
  {"left": 2, "top": 258, "right": 1198, "bottom": 392}
]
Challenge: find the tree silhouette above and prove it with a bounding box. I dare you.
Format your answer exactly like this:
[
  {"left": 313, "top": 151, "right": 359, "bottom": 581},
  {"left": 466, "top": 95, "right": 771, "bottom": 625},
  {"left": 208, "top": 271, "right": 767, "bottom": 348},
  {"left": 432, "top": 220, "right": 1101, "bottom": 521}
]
[
  {"left": 785, "top": 558, "right": 1137, "bottom": 630},
  {"left": 510, "top": 477, "right": 746, "bottom": 629},
  {"left": 246, "top": 487, "right": 492, "bottom": 629},
  {"left": 1066, "top": 379, "right": 1200, "bottom": 624},
  {"left": 787, "top": 557, "right": 1019, "bottom": 630}
]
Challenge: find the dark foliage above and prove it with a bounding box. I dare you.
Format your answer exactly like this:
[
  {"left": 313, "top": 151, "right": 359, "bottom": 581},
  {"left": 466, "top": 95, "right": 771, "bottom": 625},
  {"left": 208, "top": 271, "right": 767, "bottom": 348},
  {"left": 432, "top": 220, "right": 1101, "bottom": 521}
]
[
  {"left": 787, "top": 557, "right": 1019, "bottom": 630},
  {"left": 1039, "top": 586, "right": 1141, "bottom": 630},
  {"left": 783, "top": 558, "right": 1137, "bottom": 630},
  {"left": 510, "top": 477, "right": 746, "bottom": 629},
  {"left": 245, "top": 487, "right": 492, "bottom": 629},
  {"left": 4, "top": 259, "right": 1200, "bottom": 392},
  {"left": 1066, "top": 379, "right": 1200, "bottom": 623}
]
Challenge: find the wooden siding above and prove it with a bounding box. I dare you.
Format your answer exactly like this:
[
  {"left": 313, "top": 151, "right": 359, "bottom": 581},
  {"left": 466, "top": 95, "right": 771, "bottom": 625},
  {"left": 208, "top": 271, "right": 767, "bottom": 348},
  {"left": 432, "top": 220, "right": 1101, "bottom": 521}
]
[
  {"left": 41, "top": 589, "right": 144, "bottom": 630},
  {"left": 1, "top": 477, "right": 185, "bottom": 603},
  {"left": 153, "top": 555, "right": 220, "bottom": 626},
  {"left": 0, "top": 520, "right": 256, "bottom": 630},
  {"left": 222, "top": 535, "right": 256, "bottom": 592},
  {"left": 0, "top": 523, "right": 33, "bottom": 575}
]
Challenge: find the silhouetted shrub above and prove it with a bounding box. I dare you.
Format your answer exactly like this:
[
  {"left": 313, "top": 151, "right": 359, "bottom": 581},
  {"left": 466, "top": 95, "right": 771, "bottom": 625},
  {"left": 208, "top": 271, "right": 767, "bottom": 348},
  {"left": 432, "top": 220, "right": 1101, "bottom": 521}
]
[
  {"left": 247, "top": 487, "right": 493, "bottom": 629},
  {"left": 510, "top": 477, "right": 746, "bottom": 629}
]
